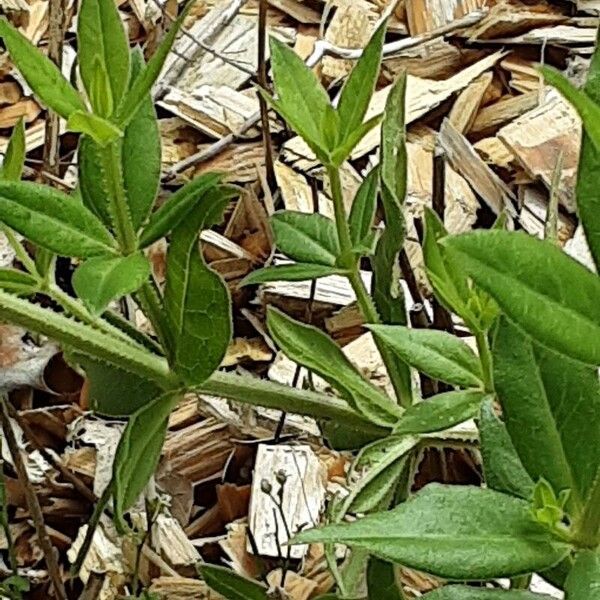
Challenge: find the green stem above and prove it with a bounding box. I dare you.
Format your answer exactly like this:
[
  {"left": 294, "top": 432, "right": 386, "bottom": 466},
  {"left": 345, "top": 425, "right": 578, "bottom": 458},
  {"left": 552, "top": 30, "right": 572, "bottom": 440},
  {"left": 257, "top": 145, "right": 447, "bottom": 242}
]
[
  {"left": 98, "top": 142, "right": 137, "bottom": 255},
  {"left": 47, "top": 284, "right": 141, "bottom": 348},
  {"left": 475, "top": 330, "right": 494, "bottom": 393},
  {"left": 2, "top": 225, "right": 38, "bottom": 277},
  {"left": 135, "top": 280, "right": 174, "bottom": 357},
  {"left": 574, "top": 468, "right": 600, "bottom": 548},
  {"left": 328, "top": 164, "right": 412, "bottom": 407}
]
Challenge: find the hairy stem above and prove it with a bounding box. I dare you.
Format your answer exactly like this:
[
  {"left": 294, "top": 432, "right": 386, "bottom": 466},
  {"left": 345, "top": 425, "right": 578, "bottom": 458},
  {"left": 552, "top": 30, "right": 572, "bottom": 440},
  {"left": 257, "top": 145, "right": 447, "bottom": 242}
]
[
  {"left": 135, "top": 280, "right": 174, "bottom": 357},
  {"left": 1, "top": 225, "right": 39, "bottom": 276},
  {"left": 475, "top": 330, "right": 494, "bottom": 393},
  {"left": 573, "top": 468, "right": 600, "bottom": 548},
  {"left": 98, "top": 142, "right": 137, "bottom": 255}
]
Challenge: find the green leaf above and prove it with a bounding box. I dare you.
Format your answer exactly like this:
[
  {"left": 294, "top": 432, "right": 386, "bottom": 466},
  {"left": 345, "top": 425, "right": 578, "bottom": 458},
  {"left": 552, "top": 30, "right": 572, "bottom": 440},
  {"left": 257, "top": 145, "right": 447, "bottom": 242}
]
[
  {"left": 575, "top": 30, "right": 600, "bottom": 272},
  {"left": 138, "top": 173, "right": 225, "bottom": 248},
  {"left": 394, "top": 390, "right": 486, "bottom": 435},
  {"left": 349, "top": 168, "right": 379, "bottom": 249},
  {"left": 78, "top": 0, "right": 130, "bottom": 107},
  {"left": 367, "top": 558, "right": 403, "bottom": 600},
  {"left": 241, "top": 263, "right": 347, "bottom": 285},
  {"left": 164, "top": 205, "right": 232, "bottom": 385},
  {"left": 423, "top": 587, "right": 553, "bottom": 599},
  {"left": 88, "top": 56, "right": 114, "bottom": 118},
  {"left": 294, "top": 484, "right": 572, "bottom": 580},
  {"left": 479, "top": 399, "right": 535, "bottom": 501},
  {"left": 67, "top": 111, "right": 122, "bottom": 146},
  {"left": 371, "top": 73, "right": 412, "bottom": 406},
  {"left": 370, "top": 325, "right": 483, "bottom": 388},
  {"left": 72, "top": 253, "right": 151, "bottom": 316},
  {"left": 0, "top": 180, "right": 117, "bottom": 257},
  {"left": 330, "top": 114, "right": 383, "bottom": 166},
  {"left": 422, "top": 207, "right": 474, "bottom": 326},
  {"left": 493, "top": 317, "right": 600, "bottom": 513},
  {"left": 272, "top": 211, "right": 340, "bottom": 266},
  {"left": 443, "top": 230, "right": 600, "bottom": 365},
  {"left": 267, "top": 306, "right": 402, "bottom": 427},
  {"left": 67, "top": 351, "right": 161, "bottom": 416},
  {"left": 346, "top": 435, "right": 418, "bottom": 514},
  {"left": 0, "top": 118, "right": 25, "bottom": 181},
  {"left": 123, "top": 49, "right": 161, "bottom": 231},
  {"left": 0, "top": 268, "right": 38, "bottom": 294},
  {"left": 565, "top": 551, "right": 600, "bottom": 599},
  {"left": 541, "top": 66, "right": 600, "bottom": 152},
  {"left": 113, "top": 391, "right": 178, "bottom": 530},
  {"left": 115, "top": 2, "right": 192, "bottom": 126},
  {"left": 338, "top": 21, "right": 386, "bottom": 144},
  {"left": 200, "top": 565, "right": 270, "bottom": 600},
  {"left": 0, "top": 18, "right": 85, "bottom": 119},
  {"left": 266, "top": 36, "right": 332, "bottom": 160},
  {"left": 79, "top": 137, "right": 109, "bottom": 224}
]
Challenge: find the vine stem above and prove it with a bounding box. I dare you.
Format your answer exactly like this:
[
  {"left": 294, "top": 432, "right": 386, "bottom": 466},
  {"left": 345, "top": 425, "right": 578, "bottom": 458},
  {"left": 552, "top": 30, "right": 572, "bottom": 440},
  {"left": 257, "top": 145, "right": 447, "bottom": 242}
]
[
  {"left": 327, "top": 164, "right": 412, "bottom": 406},
  {"left": 98, "top": 142, "right": 137, "bottom": 255},
  {"left": 475, "top": 330, "right": 494, "bottom": 393},
  {"left": 573, "top": 468, "right": 600, "bottom": 548}
]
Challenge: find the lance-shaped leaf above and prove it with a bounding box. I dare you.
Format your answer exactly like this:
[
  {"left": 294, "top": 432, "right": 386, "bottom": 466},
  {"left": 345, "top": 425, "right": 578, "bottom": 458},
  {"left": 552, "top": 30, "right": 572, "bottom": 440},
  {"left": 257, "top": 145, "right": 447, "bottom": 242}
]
[
  {"left": 493, "top": 317, "right": 600, "bottom": 513},
  {"left": 574, "top": 28, "right": 600, "bottom": 272},
  {"left": 479, "top": 399, "right": 535, "bottom": 501},
  {"left": 164, "top": 198, "right": 232, "bottom": 385},
  {"left": 349, "top": 167, "right": 379, "bottom": 248},
  {"left": 337, "top": 21, "right": 387, "bottom": 144},
  {"left": 423, "top": 587, "right": 553, "bottom": 599},
  {"left": 0, "top": 269, "right": 38, "bottom": 295},
  {"left": 241, "top": 263, "right": 347, "bottom": 285},
  {"left": 394, "top": 390, "right": 487, "bottom": 435},
  {"left": 344, "top": 435, "right": 419, "bottom": 515},
  {"left": 67, "top": 111, "right": 122, "bottom": 146},
  {"left": 72, "top": 252, "right": 151, "bottom": 316},
  {"left": 565, "top": 551, "right": 600, "bottom": 599},
  {"left": 200, "top": 565, "right": 270, "bottom": 600},
  {"left": 262, "top": 37, "right": 333, "bottom": 163},
  {"left": 78, "top": 0, "right": 130, "bottom": 107},
  {"left": 294, "top": 484, "right": 572, "bottom": 580},
  {"left": 423, "top": 207, "right": 476, "bottom": 327},
  {"left": 112, "top": 391, "right": 178, "bottom": 530},
  {"left": 0, "top": 118, "right": 25, "bottom": 181},
  {"left": 371, "top": 73, "right": 412, "bottom": 406},
  {"left": 267, "top": 307, "right": 402, "bottom": 427},
  {"left": 138, "top": 173, "right": 225, "bottom": 248},
  {"left": 272, "top": 211, "right": 340, "bottom": 266},
  {"left": 0, "top": 18, "right": 85, "bottom": 119},
  {"left": 443, "top": 230, "right": 600, "bottom": 365},
  {"left": 115, "top": 1, "right": 194, "bottom": 126},
  {"left": 0, "top": 180, "right": 117, "bottom": 257},
  {"left": 370, "top": 325, "right": 484, "bottom": 388},
  {"left": 122, "top": 50, "right": 161, "bottom": 230},
  {"left": 79, "top": 50, "right": 162, "bottom": 229}
]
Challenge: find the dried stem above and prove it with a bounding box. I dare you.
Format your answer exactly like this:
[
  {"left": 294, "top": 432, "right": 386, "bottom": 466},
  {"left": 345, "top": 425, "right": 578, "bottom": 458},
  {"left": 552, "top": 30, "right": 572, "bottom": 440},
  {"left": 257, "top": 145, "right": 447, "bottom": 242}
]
[{"left": 0, "top": 397, "right": 67, "bottom": 600}]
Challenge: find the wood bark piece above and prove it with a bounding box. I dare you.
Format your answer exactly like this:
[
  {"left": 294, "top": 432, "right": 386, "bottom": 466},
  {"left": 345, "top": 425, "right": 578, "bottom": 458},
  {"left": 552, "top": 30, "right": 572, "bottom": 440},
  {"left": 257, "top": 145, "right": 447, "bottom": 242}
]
[
  {"left": 439, "top": 118, "right": 517, "bottom": 216},
  {"left": 519, "top": 185, "right": 574, "bottom": 243},
  {"left": 405, "top": 0, "right": 483, "bottom": 35},
  {"left": 499, "top": 88, "right": 581, "bottom": 212},
  {"left": 248, "top": 443, "right": 325, "bottom": 559},
  {"left": 448, "top": 72, "right": 493, "bottom": 133},
  {"left": 266, "top": 0, "right": 322, "bottom": 23},
  {"left": 469, "top": 90, "right": 540, "bottom": 135}
]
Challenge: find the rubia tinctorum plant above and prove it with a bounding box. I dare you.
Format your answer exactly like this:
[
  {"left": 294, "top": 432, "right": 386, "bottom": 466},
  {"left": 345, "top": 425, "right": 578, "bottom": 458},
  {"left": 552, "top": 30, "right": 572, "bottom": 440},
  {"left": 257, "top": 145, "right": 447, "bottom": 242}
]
[
  {"left": 2, "top": 0, "right": 600, "bottom": 596},
  {"left": 209, "top": 19, "right": 599, "bottom": 600}
]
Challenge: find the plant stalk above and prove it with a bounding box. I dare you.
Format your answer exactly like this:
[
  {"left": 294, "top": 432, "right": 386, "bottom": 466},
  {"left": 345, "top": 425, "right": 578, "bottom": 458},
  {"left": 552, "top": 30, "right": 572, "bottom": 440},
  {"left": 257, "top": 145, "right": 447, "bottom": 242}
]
[
  {"left": 1, "top": 225, "right": 38, "bottom": 276},
  {"left": 98, "top": 142, "right": 138, "bottom": 255},
  {"left": 573, "top": 468, "right": 600, "bottom": 548},
  {"left": 475, "top": 330, "right": 494, "bottom": 393}
]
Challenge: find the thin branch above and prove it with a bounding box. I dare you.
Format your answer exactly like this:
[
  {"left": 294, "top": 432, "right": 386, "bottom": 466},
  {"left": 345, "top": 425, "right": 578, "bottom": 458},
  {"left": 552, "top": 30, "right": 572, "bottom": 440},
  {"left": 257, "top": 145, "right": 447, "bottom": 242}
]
[
  {"left": 258, "top": 0, "right": 276, "bottom": 190},
  {"left": 306, "top": 9, "right": 487, "bottom": 67},
  {"left": 0, "top": 397, "right": 67, "bottom": 600}
]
